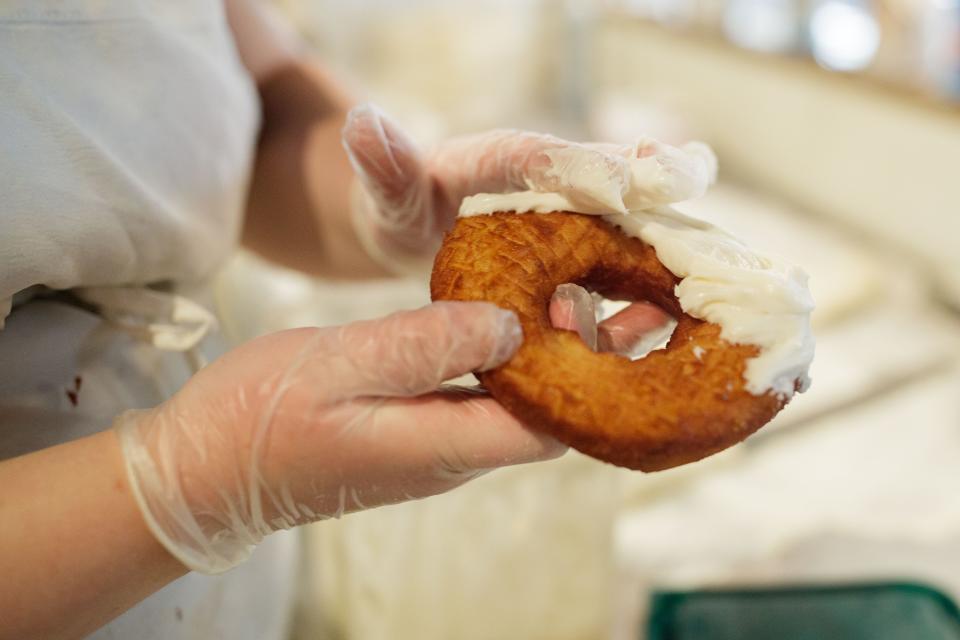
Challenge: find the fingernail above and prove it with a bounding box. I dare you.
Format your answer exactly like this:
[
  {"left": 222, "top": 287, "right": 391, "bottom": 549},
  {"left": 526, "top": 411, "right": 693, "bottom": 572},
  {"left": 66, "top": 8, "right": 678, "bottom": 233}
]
[
  {"left": 505, "top": 435, "right": 569, "bottom": 466},
  {"left": 345, "top": 102, "right": 376, "bottom": 125},
  {"left": 551, "top": 284, "right": 598, "bottom": 350},
  {"left": 479, "top": 309, "right": 523, "bottom": 372},
  {"left": 342, "top": 103, "right": 386, "bottom": 151}
]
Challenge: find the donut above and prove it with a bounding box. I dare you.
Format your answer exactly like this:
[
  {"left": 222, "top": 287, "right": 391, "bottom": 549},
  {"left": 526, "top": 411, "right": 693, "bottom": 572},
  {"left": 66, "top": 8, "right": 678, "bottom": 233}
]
[{"left": 430, "top": 211, "right": 792, "bottom": 472}]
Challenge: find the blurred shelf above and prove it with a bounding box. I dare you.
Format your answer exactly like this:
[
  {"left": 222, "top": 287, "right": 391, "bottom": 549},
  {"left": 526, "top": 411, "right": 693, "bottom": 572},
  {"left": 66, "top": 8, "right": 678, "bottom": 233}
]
[
  {"left": 600, "top": 13, "right": 960, "bottom": 117},
  {"left": 591, "top": 18, "right": 960, "bottom": 308}
]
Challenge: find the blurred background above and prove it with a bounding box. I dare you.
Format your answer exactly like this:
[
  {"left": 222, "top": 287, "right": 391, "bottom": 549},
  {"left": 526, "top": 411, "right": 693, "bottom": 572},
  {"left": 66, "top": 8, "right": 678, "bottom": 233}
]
[{"left": 216, "top": 1, "right": 960, "bottom": 638}]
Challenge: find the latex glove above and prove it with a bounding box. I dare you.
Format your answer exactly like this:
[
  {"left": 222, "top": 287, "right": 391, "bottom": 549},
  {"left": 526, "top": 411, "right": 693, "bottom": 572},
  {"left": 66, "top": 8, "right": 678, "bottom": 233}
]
[
  {"left": 343, "top": 104, "right": 636, "bottom": 273},
  {"left": 115, "top": 302, "right": 565, "bottom": 575},
  {"left": 117, "top": 295, "right": 672, "bottom": 575}
]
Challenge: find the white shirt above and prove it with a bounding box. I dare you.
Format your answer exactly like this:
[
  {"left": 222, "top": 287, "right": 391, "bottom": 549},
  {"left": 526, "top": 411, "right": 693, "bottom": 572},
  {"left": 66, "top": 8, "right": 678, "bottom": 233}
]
[
  {"left": 0, "top": 0, "right": 258, "bottom": 323},
  {"left": 0, "top": 2, "right": 297, "bottom": 638}
]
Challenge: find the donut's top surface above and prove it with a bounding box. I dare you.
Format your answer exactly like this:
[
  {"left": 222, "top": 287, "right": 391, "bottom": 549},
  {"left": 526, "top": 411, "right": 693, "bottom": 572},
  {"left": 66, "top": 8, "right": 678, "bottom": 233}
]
[{"left": 431, "top": 211, "right": 788, "bottom": 471}]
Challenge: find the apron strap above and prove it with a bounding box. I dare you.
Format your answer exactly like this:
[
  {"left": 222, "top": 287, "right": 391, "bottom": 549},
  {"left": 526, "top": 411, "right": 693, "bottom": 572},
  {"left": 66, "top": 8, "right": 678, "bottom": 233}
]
[{"left": 74, "top": 286, "right": 218, "bottom": 371}]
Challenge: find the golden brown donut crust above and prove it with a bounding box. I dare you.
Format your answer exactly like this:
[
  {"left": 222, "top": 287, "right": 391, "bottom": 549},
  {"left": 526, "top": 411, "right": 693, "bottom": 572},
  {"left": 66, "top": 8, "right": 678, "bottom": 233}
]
[{"left": 430, "top": 212, "right": 789, "bottom": 471}]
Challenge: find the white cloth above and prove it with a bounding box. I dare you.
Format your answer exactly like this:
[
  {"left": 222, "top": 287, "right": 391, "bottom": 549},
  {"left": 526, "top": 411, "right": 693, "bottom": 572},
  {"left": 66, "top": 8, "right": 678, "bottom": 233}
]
[
  {"left": 0, "top": 2, "right": 298, "bottom": 638},
  {"left": 0, "top": 0, "right": 258, "bottom": 327}
]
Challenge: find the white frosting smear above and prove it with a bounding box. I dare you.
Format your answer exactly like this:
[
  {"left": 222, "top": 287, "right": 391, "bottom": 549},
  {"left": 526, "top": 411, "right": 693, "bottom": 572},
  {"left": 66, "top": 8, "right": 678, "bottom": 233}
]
[{"left": 459, "top": 138, "right": 814, "bottom": 398}]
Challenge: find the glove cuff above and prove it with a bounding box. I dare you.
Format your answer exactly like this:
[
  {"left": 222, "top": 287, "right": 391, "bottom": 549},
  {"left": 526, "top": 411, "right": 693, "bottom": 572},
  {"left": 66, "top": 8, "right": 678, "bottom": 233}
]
[{"left": 114, "top": 410, "right": 258, "bottom": 575}]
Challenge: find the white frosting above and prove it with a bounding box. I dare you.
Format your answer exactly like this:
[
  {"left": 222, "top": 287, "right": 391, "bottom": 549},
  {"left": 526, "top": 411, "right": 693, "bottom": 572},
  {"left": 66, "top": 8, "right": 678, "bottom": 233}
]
[{"left": 459, "top": 139, "right": 814, "bottom": 398}]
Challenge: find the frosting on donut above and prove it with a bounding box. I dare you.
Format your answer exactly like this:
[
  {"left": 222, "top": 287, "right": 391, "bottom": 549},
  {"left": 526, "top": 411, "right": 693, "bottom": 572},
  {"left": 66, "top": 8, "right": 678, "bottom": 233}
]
[{"left": 458, "top": 139, "right": 814, "bottom": 398}]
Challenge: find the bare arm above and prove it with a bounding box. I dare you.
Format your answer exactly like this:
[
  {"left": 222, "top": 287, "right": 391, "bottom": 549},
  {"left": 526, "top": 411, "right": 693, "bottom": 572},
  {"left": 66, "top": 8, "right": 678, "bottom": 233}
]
[
  {"left": 0, "top": 429, "right": 186, "bottom": 640},
  {"left": 225, "top": 0, "right": 389, "bottom": 278}
]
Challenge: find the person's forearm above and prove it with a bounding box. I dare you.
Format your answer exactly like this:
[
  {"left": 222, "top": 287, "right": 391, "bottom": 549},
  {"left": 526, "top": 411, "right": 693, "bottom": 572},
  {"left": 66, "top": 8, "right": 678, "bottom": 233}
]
[
  {"left": 0, "top": 429, "right": 187, "bottom": 640},
  {"left": 242, "top": 59, "right": 390, "bottom": 278}
]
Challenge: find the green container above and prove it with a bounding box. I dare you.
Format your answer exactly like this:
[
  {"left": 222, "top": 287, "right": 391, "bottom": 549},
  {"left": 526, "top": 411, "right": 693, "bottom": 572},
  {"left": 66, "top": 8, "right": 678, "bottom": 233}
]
[{"left": 647, "top": 583, "right": 960, "bottom": 640}]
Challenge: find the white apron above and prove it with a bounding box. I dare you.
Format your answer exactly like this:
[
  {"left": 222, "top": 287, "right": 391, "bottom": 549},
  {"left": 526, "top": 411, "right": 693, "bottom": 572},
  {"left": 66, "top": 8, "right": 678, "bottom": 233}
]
[{"left": 0, "top": 2, "right": 297, "bottom": 638}]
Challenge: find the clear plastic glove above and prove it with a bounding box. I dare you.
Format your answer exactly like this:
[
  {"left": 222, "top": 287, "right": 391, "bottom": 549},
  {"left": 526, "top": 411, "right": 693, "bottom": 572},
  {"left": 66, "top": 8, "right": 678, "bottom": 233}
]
[
  {"left": 116, "top": 302, "right": 565, "bottom": 575},
  {"left": 341, "top": 103, "right": 714, "bottom": 274},
  {"left": 117, "top": 295, "right": 671, "bottom": 575}
]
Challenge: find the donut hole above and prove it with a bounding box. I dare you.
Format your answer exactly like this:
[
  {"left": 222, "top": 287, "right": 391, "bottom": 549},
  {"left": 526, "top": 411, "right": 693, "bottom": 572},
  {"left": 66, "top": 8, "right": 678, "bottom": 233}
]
[
  {"left": 595, "top": 297, "right": 677, "bottom": 360},
  {"left": 551, "top": 283, "right": 677, "bottom": 360}
]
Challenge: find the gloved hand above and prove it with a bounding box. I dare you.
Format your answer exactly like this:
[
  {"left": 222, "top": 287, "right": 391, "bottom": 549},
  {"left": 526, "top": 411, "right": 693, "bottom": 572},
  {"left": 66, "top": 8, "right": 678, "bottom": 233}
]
[
  {"left": 116, "top": 302, "right": 565, "bottom": 575},
  {"left": 341, "top": 103, "right": 713, "bottom": 274},
  {"left": 117, "top": 297, "right": 671, "bottom": 575},
  {"left": 117, "top": 104, "right": 683, "bottom": 575}
]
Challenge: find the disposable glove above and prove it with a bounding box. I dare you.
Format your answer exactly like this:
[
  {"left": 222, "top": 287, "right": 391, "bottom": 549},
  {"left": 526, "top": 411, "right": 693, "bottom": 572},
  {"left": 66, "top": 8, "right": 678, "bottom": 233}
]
[
  {"left": 117, "top": 104, "right": 687, "bottom": 573},
  {"left": 342, "top": 103, "right": 714, "bottom": 274},
  {"left": 116, "top": 302, "right": 564, "bottom": 575},
  {"left": 117, "top": 295, "right": 670, "bottom": 575}
]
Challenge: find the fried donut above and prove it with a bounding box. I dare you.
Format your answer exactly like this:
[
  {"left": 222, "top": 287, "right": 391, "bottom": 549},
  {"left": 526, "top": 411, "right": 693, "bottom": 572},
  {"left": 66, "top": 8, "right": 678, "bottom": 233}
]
[{"left": 430, "top": 211, "right": 791, "bottom": 472}]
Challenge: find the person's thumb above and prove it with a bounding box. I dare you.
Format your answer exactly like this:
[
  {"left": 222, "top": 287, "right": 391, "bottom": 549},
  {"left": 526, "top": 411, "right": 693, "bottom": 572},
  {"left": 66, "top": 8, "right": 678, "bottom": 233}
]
[
  {"left": 331, "top": 301, "right": 523, "bottom": 399},
  {"left": 341, "top": 103, "right": 434, "bottom": 245}
]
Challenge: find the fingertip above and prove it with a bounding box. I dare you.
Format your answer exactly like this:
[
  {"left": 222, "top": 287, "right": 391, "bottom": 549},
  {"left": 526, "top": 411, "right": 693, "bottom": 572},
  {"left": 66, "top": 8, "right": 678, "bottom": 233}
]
[
  {"left": 342, "top": 102, "right": 378, "bottom": 146},
  {"left": 528, "top": 432, "right": 570, "bottom": 463},
  {"left": 341, "top": 102, "right": 405, "bottom": 169},
  {"left": 340, "top": 102, "right": 407, "bottom": 153},
  {"left": 445, "top": 395, "right": 569, "bottom": 467},
  {"left": 434, "top": 301, "right": 521, "bottom": 373},
  {"left": 486, "top": 406, "right": 569, "bottom": 466},
  {"left": 537, "top": 146, "right": 631, "bottom": 214},
  {"left": 549, "top": 284, "right": 598, "bottom": 350},
  {"left": 597, "top": 302, "right": 674, "bottom": 354},
  {"left": 478, "top": 306, "right": 523, "bottom": 372},
  {"left": 344, "top": 101, "right": 375, "bottom": 125},
  {"left": 409, "top": 301, "right": 522, "bottom": 381}
]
